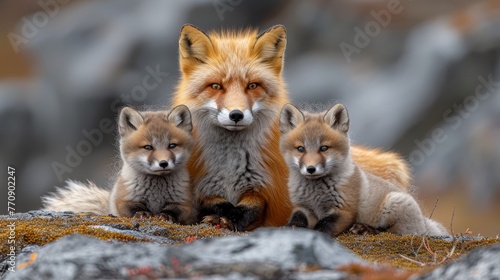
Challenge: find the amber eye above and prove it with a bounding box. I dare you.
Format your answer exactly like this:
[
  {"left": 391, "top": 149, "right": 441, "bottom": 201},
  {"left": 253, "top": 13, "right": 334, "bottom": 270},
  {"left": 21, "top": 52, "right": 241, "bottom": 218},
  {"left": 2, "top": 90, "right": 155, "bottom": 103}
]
[
  {"left": 211, "top": 83, "right": 222, "bottom": 90},
  {"left": 297, "top": 146, "right": 305, "bottom": 153},
  {"left": 168, "top": 143, "right": 177, "bottom": 149},
  {"left": 320, "top": 146, "right": 329, "bottom": 152},
  {"left": 247, "top": 82, "right": 258, "bottom": 90},
  {"left": 144, "top": 145, "right": 153, "bottom": 150}
]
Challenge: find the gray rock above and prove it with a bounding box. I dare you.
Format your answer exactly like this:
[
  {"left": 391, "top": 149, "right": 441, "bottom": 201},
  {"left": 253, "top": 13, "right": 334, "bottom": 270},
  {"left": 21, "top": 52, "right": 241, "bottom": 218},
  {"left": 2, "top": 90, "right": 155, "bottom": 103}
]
[
  {"left": 414, "top": 243, "right": 500, "bottom": 280},
  {"left": 2, "top": 228, "right": 363, "bottom": 280}
]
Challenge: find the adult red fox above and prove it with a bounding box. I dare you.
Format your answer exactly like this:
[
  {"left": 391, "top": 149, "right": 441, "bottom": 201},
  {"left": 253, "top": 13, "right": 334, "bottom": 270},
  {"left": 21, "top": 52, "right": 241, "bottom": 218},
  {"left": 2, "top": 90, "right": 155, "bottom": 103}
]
[{"left": 171, "top": 24, "right": 411, "bottom": 231}]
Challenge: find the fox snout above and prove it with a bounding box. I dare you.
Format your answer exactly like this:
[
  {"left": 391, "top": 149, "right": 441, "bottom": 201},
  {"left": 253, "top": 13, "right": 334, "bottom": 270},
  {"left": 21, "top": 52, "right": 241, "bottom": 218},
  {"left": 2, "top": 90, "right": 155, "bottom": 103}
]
[
  {"left": 150, "top": 157, "right": 175, "bottom": 172},
  {"left": 228, "top": 110, "right": 244, "bottom": 123},
  {"left": 298, "top": 153, "right": 326, "bottom": 178},
  {"left": 148, "top": 150, "right": 176, "bottom": 172},
  {"left": 217, "top": 108, "right": 254, "bottom": 130},
  {"left": 159, "top": 160, "right": 169, "bottom": 169},
  {"left": 300, "top": 163, "right": 325, "bottom": 178},
  {"left": 306, "top": 166, "right": 317, "bottom": 174}
]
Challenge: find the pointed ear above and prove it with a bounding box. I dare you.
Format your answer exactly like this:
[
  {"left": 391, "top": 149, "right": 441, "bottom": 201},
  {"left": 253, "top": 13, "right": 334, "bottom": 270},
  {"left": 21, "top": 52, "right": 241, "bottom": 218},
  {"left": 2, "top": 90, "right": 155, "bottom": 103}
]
[
  {"left": 179, "top": 24, "right": 213, "bottom": 72},
  {"left": 323, "top": 104, "right": 349, "bottom": 134},
  {"left": 167, "top": 105, "right": 192, "bottom": 132},
  {"left": 280, "top": 104, "right": 304, "bottom": 134},
  {"left": 119, "top": 107, "right": 144, "bottom": 137},
  {"left": 253, "top": 25, "right": 287, "bottom": 74}
]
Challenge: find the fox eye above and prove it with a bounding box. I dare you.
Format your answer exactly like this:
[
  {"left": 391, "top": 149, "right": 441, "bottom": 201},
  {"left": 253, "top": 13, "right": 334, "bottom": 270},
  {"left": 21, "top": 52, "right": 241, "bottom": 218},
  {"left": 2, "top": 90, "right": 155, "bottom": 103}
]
[
  {"left": 211, "top": 83, "right": 222, "bottom": 90},
  {"left": 168, "top": 143, "right": 177, "bottom": 149},
  {"left": 320, "top": 146, "right": 329, "bottom": 152},
  {"left": 144, "top": 145, "right": 153, "bottom": 150},
  {"left": 247, "top": 82, "right": 258, "bottom": 90},
  {"left": 297, "top": 146, "right": 305, "bottom": 153}
]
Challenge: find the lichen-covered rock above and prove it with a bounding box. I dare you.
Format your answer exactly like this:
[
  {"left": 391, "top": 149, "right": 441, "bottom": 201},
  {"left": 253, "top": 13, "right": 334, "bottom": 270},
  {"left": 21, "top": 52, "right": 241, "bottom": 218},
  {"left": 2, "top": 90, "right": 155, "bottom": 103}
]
[
  {"left": 3, "top": 228, "right": 364, "bottom": 280},
  {"left": 2, "top": 211, "right": 500, "bottom": 279},
  {"left": 414, "top": 243, "right": 500, "bottom": 280}
]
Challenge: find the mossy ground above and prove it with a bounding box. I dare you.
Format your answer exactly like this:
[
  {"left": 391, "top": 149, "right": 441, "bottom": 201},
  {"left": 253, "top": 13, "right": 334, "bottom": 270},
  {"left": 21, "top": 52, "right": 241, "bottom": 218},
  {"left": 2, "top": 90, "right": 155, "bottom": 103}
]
[
  {"left": 337, "top": 232, "right": 500, "bottom": 271},
  {"left": 1, "top": 213, "right": 499, "bottom": 275},
  {"left": 0, "top": 213, "right": 238, "bottom": 256}
]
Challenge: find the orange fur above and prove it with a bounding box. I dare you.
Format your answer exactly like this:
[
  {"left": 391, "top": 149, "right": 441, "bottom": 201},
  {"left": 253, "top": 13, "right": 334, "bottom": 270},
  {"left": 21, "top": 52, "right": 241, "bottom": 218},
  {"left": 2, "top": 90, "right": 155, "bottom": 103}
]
[
  {"left": 172, "top": 24, "right": 411, "bottom": 229},
  {"left": 258, "top": 119, "right": 292, "bottom": 226},
  {"left": 351, "top": 146, "right": 411, "bottom": 189}
]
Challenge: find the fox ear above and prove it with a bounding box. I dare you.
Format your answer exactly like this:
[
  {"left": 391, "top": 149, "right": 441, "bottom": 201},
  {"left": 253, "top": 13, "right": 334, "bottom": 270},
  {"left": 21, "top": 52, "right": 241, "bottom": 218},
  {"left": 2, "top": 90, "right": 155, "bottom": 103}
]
[
  {"left": 254, "top": 25, "right": 287, "bottom": 74},
  {"left": 324, "top": 104, "right": 349, "bottom": 134},
  {"left": 168, "top": 105, "right": 192, "bottom": 132},
  {"left": 179, "top": 24, "right": 213, "bottom": 72},
  {"left": 119, "top": 107, "right": 144, "bottom": 137},
  {"left": 280, "top": 104, "right": 304, "bottom": 134}
]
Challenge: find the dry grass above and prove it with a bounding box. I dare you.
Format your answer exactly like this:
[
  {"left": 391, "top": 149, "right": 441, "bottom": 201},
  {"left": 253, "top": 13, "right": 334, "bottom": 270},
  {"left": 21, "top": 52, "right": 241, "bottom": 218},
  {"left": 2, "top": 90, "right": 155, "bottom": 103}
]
[{"left": 336, "top": 231, "right": 500, "bottom": 271}]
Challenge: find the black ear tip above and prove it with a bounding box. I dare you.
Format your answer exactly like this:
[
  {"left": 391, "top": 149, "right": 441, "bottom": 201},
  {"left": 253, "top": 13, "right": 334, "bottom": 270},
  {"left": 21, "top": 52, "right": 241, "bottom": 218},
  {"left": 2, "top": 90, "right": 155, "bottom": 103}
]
[
  {"left": 181, "top": 23, "right": 197, "bottom": 31},
  {"left": 271, "top": 24, "right": 286, "bottom": 33}
]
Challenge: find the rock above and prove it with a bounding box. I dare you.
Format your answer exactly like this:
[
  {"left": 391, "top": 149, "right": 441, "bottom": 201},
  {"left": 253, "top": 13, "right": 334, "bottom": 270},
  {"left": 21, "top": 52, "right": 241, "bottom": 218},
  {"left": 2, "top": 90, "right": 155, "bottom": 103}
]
[
  {"left": 2, "top": 228, "right": 364, "bottom": 280},
  {"left": 414, "top": 243, "right": 500, "bottom": 280}
]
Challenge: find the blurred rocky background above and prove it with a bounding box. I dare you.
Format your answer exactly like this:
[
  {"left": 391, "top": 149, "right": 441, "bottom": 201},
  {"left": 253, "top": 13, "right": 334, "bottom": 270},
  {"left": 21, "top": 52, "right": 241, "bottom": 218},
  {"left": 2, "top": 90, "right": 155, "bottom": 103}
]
[{"left": 0, "top": 0, "right": 499, "bottom": 235}]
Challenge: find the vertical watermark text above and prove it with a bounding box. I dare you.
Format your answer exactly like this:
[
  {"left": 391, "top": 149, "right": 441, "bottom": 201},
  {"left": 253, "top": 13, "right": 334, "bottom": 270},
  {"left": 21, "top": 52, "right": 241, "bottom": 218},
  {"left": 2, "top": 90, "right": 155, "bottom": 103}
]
[{"left": 7, "top": 166, "right": 17, "bottom": 273}]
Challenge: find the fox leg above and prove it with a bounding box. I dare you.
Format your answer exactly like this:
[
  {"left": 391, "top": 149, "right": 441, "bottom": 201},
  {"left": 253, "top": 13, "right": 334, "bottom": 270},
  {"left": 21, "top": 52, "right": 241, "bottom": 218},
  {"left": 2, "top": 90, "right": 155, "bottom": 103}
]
[
  {"left": 377, "top": 192, "right": 427, "bottom": 235},
  {"left": 230, "top": 189, "right": 266, "bottom": 231},
  {"left": 157, "top": 203, "right": 195, "bottom": 225},
  {"left": 287, "top": 206, "right": 317, "bottom": 229},
  {"left": 117, "top": 201, "right": 151, "bottom": 218},
  {"left": 199, "top": 191, "right": 266, "bottom": 231},
  {"left": 314, "top": 210, "right": 356, "bottom": 237}
]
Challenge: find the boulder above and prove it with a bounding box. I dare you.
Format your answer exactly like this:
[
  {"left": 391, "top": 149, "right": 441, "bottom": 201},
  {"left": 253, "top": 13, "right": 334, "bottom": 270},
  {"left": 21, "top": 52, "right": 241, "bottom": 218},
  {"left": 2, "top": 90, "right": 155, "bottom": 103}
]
[{"left": 3, "top": 228, "right": 363, "bottom": 279}]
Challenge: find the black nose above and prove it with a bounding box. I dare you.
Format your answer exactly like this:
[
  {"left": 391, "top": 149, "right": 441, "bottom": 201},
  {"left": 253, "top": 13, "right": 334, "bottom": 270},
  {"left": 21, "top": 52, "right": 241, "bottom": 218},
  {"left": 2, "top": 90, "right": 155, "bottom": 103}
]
[
  {"left": 306, "top": 166, "right": 316, "bottom": 174},
  {"left": 159, "top": 160, "right": 168, "bottom": 169},
  {"left": 229, "top": 110, "right": 244, "bottom": 123}
]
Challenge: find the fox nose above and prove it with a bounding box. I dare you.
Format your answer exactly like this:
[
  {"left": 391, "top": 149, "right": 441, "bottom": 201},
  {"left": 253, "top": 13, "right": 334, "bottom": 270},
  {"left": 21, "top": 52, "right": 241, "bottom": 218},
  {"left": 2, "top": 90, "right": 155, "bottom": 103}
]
[
  {"left": 159, "top": 160, "right": 168, "bottom": 169},
  {"left": 306, "top": 166, "right": 316, "bottom": 174},
  {"left": 229, "top": 110, "right": 244, "bottom": 123}
]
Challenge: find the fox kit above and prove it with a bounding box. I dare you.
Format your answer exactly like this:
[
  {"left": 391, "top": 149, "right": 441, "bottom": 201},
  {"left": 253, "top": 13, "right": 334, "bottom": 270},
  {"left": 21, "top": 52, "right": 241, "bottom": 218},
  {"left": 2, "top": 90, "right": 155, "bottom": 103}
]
[
  {"left": 171, "top": 24, "right": 412, "bottom": 231},
  {"left": 43, "top": 106, "right": 195, "bottom": 224},
  {"left": 280, "top": 103, "right": 448, "bottom": 236}
]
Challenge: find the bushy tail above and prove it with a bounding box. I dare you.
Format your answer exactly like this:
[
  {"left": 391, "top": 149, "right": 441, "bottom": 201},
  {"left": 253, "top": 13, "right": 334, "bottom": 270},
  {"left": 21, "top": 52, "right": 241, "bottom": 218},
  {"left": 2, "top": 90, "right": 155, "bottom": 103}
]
[
  {"left": 42, "top": 180, "right": 110, "bottom": 215},
  {"left": 351, "top": 145, "right": 412, "bottom": 190},
  {"left": 425, "top": 217, "right": 450, "bottom": 236}
]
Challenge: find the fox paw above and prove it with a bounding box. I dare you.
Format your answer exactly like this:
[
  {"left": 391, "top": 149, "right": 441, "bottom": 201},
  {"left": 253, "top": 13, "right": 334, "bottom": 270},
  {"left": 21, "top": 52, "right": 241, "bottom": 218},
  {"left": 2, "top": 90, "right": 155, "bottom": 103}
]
[
  {"left": 202, "top": 215, "right": 234, "bottom": 231},
  {"left": 349, "top": 223, "right": 380, "bottom": 235},
  {"left": 133, "top": 211, "right": 153, "bottom": 219},
  {"left": 155, "top": 213, "right": 175, "bottom": 223}
]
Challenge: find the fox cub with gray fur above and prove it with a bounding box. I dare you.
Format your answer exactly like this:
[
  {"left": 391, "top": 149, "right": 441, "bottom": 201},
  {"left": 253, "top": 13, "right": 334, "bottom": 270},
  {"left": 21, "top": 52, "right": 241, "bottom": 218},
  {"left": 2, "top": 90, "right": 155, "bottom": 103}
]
[
  {"left": 43, "top": 105, "right": 195, "bottom": 224},
  {"left": 279, "top": 103, "right": 448, "bottom": 236}
]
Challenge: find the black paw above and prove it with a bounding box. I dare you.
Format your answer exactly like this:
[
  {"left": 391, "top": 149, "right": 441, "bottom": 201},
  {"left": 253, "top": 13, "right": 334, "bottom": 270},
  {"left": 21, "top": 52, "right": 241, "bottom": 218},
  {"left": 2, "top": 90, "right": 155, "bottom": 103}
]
[
  {"left": 228, "top": 206, "right": 260, "bottom": 232},
  {"left": 313, "top": 214, "right": 339, "bottom": 235},
  {"left": 287, "top": 211, "right": 308, "bottom": 228}
]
